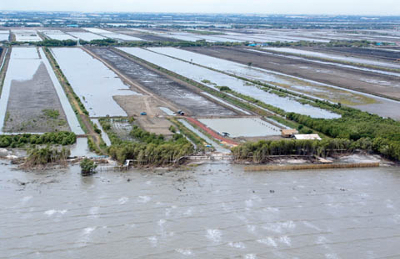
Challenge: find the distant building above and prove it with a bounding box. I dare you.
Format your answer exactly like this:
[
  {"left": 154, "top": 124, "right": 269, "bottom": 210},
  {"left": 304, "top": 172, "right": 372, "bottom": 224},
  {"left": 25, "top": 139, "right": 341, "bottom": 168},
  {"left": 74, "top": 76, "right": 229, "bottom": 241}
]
[
  {"left": 281, "top": 129, "right": 298, "bottom": 138},
  {"left": 294, "top": 134, "right": 322, "bottom": 140},
  {"left": 221, "top": 132, "right": 230, "bottom": 137}
]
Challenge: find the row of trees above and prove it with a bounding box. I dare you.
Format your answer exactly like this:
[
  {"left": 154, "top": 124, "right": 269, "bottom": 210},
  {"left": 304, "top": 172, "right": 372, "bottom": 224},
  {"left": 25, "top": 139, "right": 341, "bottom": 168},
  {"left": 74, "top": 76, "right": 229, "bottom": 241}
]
[
  {"left": 10, "top": 36, "right": 383, "bottom": 50},
  {"left": 13, "top": 37, "right": 243, "bottom": 48},
  {"left": 0, "top": 132, "right": 76, "bottom": 148},
  {"left": 130, "top": 125, "right": 166, "bottom": 144},
  {"left": 102, "top": 120, "right": 195, "bottom": 165},
  {"left": 108, "top": 141, "right": 194, "bottom": 165},
  {"left": 232, "top": 138, "right": 380, "bottom": 163},
  {"left": 37, "top": 39, "right": 77, "bottom": 47},
  {"left": 286, "top": 110, "right": 400, "bottom": 161}
]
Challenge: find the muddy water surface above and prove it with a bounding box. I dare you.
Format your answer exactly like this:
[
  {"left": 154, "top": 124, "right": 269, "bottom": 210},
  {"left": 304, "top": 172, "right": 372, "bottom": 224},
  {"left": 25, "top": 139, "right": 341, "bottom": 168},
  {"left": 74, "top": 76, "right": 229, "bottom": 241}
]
[{"left": 1, "top": 162, "right": 400, "bottom": 258}]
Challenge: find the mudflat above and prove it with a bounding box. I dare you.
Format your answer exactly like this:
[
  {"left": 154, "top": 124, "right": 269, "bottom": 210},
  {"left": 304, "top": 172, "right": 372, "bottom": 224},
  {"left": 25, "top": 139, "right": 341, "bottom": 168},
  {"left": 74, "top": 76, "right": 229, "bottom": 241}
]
[{"left": 4, "top": 63, "right": 69, "bottom": 133}]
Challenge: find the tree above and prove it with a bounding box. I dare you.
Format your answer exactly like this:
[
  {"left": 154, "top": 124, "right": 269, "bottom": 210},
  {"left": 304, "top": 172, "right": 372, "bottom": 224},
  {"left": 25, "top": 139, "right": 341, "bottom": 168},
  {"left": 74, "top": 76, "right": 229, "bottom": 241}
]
[
  {"left": 80, "top": 158, "right": 97, "bottom": 175},
  {"left": 219, "top": 86, "right": 231, "bottom": 92}
]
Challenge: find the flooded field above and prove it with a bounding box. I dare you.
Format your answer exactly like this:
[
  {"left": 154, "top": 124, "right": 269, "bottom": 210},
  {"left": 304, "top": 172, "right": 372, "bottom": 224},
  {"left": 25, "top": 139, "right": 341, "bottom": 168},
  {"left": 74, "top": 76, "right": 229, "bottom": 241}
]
[
  {"left": 0, "top": 47, "right": 83, "bottom": 134},
  {"left": 40, "top": 30, "right": 77, "bottom": 41},
  {"left": 1, "top": 163, "right": 400, "bottom": 258},
  {"left": 188, "top": 47, "right": 400, "bottom": 119},
  {"left": 89, "top": 48, "right": 236, "bottom": 116},
  {"left": 132, "top": 28, "right": 331, "bottom": 43},
  {"left": 201, "top": 92, "right": 251, "bottom": 115},
  {"left": 65, "top": 32, "right": 106, "bottom": 42},
  {"left": 0, "top": 30, "right": 9, "bottom": 41},
  {"left": 118, "top": 47, "right": 340, "bottom": 119},
  {"left": 12, "top": 29, "right": 41, "bottom": 42},
  {"left": 84, "top": 28, "right": 143, "bottom": 41},
  {"left": 198, "top": 117, "right": 281, "bottom": 137},
  {"left": 264, "top": 47, "right": 400, "bottom": 70},
  {"left": 239, "top": 28, "right": 400, "bottom": 44},
  {"left": 51, "top": 48, "right": 140, "bottom": 117},
  {"left": 223, "top": 31, "right": 329, "bottom": 43},
  {"left": 150, "top": 47, "right": 386, "bottom": 104},
  {"left": 250, "top": 49, "right": 400, "bottom": 79},
  {"left": 133, "top": 29, "right": 243, "bottom": 43}
]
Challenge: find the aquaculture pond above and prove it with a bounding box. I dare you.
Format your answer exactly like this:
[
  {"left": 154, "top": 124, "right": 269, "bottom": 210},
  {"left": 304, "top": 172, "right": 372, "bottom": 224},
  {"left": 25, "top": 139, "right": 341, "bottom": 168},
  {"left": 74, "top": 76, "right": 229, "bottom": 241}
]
[
  {"left": 51, "top": 48, "right": 140, "bottom": 117},
  {"left": 263, "top": 47, "right": 400, "bottom": 70},
  {"left": 118, "top": 47, "right": 340, "bottom": 119},
  {"left": 89, "top": 48, "right": 236, "bottom": 117},
  {"left": 198, "top": 117, "right": 281, "bottom": 137},
  {"left": 0, "top": 47, "right": 83, "bottom": 134},
  {"left": 84, "top": 28, "right": 144, "bottom": 41}
]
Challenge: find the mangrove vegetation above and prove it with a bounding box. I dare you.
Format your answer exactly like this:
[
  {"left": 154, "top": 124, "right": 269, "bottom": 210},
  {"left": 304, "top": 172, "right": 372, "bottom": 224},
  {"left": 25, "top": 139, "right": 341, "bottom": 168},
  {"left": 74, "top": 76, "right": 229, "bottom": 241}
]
[
  {"left": 0, "top": 132, "right": 76, "bottom": 148},
  {"left": 22, "top": 146, "right": 70, "bottom": 168}
]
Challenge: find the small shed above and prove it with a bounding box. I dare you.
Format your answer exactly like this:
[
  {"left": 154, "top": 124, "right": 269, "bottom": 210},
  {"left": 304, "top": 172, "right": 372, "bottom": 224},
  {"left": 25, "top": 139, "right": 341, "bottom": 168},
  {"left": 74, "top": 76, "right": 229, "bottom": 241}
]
[
  {"left": 281, "top": 129, "right": 298, "bottom": 138},
  {"left": 294, "top": 134, "right": 322, "bottom": 141}
]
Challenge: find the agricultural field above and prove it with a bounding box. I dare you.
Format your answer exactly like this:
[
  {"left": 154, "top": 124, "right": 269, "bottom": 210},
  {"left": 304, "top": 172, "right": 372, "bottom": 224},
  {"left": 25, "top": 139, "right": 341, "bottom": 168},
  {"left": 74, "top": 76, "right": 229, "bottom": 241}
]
[
  {"left": 12, "top": 29, "right": 42, "bottom": 42},
  {"left": 0, "top": 47, "right": 83, "bottom": 134},
  {"left": 118, "top": 47, "right": 340, "bottom": 119},
  {"left": 186, "top": 46, "right": 400, "bottom": 120},
  {"left": 50, "top": 47, "right": 140, "bottom": 117},
  {"left": 88, "top": 47, "right": 237, "bottom": 117}
]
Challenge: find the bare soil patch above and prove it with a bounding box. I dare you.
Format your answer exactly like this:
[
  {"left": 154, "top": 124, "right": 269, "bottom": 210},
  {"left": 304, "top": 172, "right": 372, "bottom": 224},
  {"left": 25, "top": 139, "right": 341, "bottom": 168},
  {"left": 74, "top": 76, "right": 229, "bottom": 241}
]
[
  {"left": 313, "top": 47, "right": 400, "bottom": 63},
  {"left": 113, "top": 95, "right": 173, "bottom": 136}
]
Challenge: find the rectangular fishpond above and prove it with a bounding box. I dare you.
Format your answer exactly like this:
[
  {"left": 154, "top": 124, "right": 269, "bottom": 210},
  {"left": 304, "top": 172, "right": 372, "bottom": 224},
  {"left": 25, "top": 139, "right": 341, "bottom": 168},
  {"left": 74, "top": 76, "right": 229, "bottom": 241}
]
[{"left": 198, "top": 117, "right": 281, "bottom": 137}]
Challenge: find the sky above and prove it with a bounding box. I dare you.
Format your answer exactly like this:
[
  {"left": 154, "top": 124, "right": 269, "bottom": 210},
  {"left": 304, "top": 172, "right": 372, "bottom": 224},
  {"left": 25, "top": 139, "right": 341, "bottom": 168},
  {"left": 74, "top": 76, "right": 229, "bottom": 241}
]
[{"left": 1, "top": 0, "right": 399, "bottom": 15}]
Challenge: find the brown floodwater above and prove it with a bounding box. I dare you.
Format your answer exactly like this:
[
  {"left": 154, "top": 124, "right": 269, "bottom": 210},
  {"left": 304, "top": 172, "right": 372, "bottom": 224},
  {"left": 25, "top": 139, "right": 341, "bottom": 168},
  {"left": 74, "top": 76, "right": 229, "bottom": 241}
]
[{"left": 1, "top": 162, "right": 400, "bottom": 258}]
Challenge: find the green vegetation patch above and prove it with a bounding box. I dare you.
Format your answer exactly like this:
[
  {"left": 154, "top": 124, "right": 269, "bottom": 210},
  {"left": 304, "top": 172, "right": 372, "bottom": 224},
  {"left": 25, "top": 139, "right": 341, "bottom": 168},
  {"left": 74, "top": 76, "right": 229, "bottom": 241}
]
[
  {"left": 286, "top": 109, "right": 400, "bottom": 161},
  {"left": 42, "top": 109, "right": 60, "bottom": 119},
  {"left": 0, "top": 132, "right": 76, "bottom": 148},
  {"left": 80, "top": 158, "right": 97, "bottom": 175},
  {"left": 233, "top": 138, "right": 357, "bottom": 163},
  {"left": 22, "top": 146, "right": 71, "bottom": 168}
]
